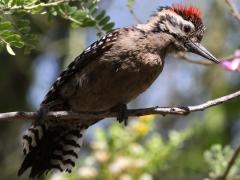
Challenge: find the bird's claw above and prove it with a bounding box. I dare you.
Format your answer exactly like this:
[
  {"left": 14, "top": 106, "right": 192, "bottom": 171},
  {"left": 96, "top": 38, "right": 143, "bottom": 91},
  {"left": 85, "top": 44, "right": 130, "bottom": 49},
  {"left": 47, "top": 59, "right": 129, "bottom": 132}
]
[
  {"left": 34, "top": 106, "right": 46, "bottom": 126},
  {"left": 112, "top": 104, "right": 128, "bottom": 126},
  {"left": 34, "top": 100, "right": 64, "bottom": 126}
]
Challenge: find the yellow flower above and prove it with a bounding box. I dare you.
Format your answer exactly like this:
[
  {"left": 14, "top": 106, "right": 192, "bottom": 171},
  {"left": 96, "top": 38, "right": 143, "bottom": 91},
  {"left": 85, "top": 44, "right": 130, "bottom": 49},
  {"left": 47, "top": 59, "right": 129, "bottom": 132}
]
[
  {"left": 139, "top": 115, "right": 155, "bottom": 122},
  {"left": 134, "top": 122, "right": 149, "bottom": 136}
]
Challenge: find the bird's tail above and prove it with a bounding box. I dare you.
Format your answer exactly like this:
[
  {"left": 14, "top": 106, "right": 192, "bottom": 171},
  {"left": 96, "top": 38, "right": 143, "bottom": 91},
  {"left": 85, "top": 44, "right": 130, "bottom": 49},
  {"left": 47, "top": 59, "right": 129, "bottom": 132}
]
[{"left": 18, "top": 124, "right": 86, "bottom": 178}]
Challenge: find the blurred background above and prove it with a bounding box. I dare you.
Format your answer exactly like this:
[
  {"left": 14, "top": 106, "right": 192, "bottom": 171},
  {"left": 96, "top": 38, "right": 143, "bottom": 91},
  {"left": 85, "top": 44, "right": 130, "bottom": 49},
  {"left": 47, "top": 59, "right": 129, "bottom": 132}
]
[{"left": 0, "top": 0, "right": 240, "bottom": 179}]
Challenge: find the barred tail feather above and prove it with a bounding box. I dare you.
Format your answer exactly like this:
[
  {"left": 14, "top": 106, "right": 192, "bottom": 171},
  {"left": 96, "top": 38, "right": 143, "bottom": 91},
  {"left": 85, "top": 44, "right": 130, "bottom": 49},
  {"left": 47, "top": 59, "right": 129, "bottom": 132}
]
[
  {"left": 22, "top": 125, "right": 46, "bottom": 155},
  {"left": 18, "top": 124, "right": 85, "bottom": 178}
]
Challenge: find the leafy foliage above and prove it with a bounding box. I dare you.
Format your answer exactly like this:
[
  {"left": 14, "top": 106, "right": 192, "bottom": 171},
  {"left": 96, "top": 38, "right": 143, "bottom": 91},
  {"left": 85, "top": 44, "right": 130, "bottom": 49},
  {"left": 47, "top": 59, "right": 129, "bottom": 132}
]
[
  {"left": 0, "top": 17, "right": 24, "bottom": 55},
  {"left": 204, "top": 145, "right": 240, "bottom": 180},
  {"left": 0, "top": 0, "right": 114, "bottom": 55},
  {"left": 50, "top": 0, "right": 114, "bottom": 34}
]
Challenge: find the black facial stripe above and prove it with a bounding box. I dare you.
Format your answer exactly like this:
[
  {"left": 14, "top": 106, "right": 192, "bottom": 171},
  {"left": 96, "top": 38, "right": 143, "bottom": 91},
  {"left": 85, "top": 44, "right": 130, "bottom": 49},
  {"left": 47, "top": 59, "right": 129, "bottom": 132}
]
[
  {"left": 152, "top": 25, "right": 189, "bottom": 47},
  {"left": 168, "top": 31, "right": 187, "bottom": 43}
]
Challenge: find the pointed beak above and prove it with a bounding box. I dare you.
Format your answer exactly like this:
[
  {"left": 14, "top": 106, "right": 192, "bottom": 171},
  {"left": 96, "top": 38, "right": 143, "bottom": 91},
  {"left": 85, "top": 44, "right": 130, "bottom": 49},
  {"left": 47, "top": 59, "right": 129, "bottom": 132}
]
[{"left": 186, "top": 41, "right": 219, "bottom": 64}]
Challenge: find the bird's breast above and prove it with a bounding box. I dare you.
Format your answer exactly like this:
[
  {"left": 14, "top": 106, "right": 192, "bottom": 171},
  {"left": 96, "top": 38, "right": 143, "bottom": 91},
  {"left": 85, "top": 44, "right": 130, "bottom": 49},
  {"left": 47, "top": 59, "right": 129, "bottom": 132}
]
[{"left": 62, "top": 53, "right": 164, "bottom": 112}]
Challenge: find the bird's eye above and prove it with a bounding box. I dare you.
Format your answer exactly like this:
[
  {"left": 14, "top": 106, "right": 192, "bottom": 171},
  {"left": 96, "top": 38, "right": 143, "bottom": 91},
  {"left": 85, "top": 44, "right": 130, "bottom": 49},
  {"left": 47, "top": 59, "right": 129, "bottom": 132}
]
[{"left": 183, "top": 25, "right": 191, "bottom": 33}]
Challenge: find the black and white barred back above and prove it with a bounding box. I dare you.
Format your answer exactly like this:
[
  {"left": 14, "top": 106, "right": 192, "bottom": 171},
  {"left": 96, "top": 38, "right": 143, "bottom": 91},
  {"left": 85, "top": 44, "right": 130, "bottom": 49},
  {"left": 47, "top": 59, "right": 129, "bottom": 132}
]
[{"left": 18, "top": 30, "right": 121, "bottom": 178}]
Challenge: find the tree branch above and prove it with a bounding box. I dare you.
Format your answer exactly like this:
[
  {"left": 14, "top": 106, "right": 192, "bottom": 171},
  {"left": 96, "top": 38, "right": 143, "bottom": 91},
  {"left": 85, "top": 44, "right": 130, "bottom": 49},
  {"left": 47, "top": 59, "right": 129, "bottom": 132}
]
[
  {"left": 218, "top": 145, "right": 240, "bottom": 180},
  {"left": 0, "top": 0, "right": 75, "bottom": 13},
  {"left": 0, "top": 90, "right": 239, "bottom": 125},
  {"left": 225, "top": 0, "right": 240, "bottom": 23},
  {"left": 129, "top": 9, "right": 143, "bottom": 24}
]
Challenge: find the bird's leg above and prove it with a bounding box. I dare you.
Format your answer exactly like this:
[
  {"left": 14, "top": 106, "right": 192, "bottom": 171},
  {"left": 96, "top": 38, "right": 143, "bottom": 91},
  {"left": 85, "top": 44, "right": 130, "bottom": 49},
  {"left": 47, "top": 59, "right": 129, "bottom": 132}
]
[
  {"left": 34, "top": 100, "right": 64, "bottom": 126},
  {"left": 111, "top": 103, "right": 128, "bottom": 126}
]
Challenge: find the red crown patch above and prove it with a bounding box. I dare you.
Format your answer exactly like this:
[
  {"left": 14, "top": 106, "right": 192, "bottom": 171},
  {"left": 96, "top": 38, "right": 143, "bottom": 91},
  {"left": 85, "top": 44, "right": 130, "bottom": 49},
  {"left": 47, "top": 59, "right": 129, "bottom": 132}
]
[{"left": 171, "top": 4, "right": 202, "bottom": 20}]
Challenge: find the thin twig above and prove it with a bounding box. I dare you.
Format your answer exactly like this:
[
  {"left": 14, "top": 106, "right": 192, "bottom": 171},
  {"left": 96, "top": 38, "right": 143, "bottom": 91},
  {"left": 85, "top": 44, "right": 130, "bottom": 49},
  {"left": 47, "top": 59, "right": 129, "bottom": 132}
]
[
  {"left": 129, "top": 9, "right": 143, "bottom": 24},
  {"left": 0, "top": 90, "right": 239, "bottom": 125},
  {"left": 225, "top": 0, "right": 240, "bottom": 23},
  {"left": 218, "top": 146, "right": 240, "bottom": 180}
]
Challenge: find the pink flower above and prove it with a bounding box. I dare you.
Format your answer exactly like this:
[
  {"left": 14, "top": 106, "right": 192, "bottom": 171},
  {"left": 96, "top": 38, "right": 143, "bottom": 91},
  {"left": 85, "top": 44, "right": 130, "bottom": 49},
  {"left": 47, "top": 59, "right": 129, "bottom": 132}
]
[{"left": 221, "top": 50, "right": 240, "bottom": 72}]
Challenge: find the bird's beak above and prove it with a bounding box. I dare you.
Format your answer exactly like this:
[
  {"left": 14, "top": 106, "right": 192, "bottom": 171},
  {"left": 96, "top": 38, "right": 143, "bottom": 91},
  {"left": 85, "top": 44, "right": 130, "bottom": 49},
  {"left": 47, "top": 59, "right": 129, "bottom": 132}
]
[{"left": 186, "top": 41, "right": 219, "bottom": 63}]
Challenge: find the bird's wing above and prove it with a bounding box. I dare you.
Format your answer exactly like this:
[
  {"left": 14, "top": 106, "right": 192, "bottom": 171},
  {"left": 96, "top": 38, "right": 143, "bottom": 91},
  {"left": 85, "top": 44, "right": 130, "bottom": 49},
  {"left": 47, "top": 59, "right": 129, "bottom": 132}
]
[{"left": 41, "top": 29, "right": 120, "bottom": 108}]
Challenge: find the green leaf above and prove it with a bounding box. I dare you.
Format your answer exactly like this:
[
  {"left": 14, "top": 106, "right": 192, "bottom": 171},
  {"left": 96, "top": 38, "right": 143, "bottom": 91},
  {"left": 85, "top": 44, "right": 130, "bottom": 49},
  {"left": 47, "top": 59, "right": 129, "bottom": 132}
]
[
  {"left": 11, "top": 40, "right": 24, "bottom": 48},
  {"left": 51, "top": 9, "right": 58, "bottom": 16},
  {"left": 68, "top": 6, "right": 78, "bottom": 15},
  {"left": 18, "top": 19, "right": 30, "bottom": 26},
  {"left": 11, "top": 15, "right": 38, "bottom": 54},
  {"left": 81, "top": 19, "right": 96, "bottom": 27},
  {"left": 19, "top": 26, "right": 31, "bottom": 33},
  {"left": 5, "top": 34, "right": 21, "bottom": 42},
  {"left": 102, "top": 22, "right": 115, "bottom": 31},
  {"left": 6, "top": 43, "right": 15, "bottom": 55},
  {"left": 90, "top": 7, "right": 98, "bottom": 15},
  {"left": 0, "top": 30, "right": 13, "bottom": 37},
  {"left": 99, "top": 16, "right": 110, "bottom": 26},
  {"left": 95, "top": 11, "right": 106, "bottom": 20},
  {"left": 128, "top": 0, "right": 135, "bottom": 10},
  {"left": 0, "top": 21, "right": 12, "bottom": 31},
  {"left": 74, "top": 11, "right": 88, "bottom": 20}
]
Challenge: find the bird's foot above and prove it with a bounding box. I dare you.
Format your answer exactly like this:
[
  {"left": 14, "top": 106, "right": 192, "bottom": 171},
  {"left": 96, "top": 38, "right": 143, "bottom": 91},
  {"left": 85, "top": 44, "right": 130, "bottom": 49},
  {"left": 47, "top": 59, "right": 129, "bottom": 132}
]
[
  {"left": 112, "top": 104, "right": 128, "bottom": 126},
  {"left": 34, "top": 100, "right": 62, "bottom": 126},
  {"left": 34, "top": 106, "right": 47, "bottom": 126}
]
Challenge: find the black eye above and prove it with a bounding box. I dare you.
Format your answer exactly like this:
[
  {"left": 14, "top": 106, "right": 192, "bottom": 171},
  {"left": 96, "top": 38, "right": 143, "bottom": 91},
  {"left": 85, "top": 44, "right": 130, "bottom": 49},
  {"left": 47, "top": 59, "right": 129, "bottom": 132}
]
[{"left": 183, "top": 25, "right": 191, "bottom": 33}]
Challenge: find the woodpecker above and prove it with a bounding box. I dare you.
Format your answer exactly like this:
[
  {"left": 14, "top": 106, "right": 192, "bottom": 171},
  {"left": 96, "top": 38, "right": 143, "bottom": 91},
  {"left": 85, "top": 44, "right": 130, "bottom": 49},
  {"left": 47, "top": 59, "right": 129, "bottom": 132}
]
[{"left": 18, "top": 4, "right": 219, "bottom": 178}]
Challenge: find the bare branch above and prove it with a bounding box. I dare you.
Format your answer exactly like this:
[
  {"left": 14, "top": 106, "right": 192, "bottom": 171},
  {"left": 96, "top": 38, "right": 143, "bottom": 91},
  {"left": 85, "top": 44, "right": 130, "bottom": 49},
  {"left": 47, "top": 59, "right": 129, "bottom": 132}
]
[
  {"left": 225, "top": 0, "right": 240, "bottom": 23},
  {"left": 129, "top": 9, "right": 143, "bottom": 24},
  {"left": 0, "top": 90, "right": 239, "bottom": 125},
  {"left": 218, "top": 146, "right": 240, "bottom": 180}
]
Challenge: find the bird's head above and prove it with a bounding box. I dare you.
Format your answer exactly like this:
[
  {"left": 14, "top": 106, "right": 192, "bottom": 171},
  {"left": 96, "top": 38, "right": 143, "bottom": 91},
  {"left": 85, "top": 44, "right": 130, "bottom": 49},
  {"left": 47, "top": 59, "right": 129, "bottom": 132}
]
[{"left": 148, "top": 4, "right": 219, "bottom": 63}]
